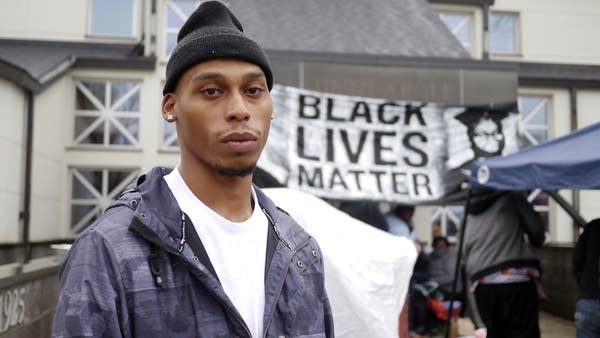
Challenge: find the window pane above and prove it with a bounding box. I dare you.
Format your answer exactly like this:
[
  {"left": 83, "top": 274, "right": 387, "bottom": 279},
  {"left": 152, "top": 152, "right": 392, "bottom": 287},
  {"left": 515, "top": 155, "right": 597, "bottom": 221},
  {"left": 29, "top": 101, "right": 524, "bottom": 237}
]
[
  {"left": 71, "top": 168, "right": 137, "bottom": 232},
  {"left": 91, "top": 0, "right": 134, "bottom": 37},
  {"left": 519, "top": 95, "right": 549, "bottom": 147},
  {"left": 167, "top": 4, "right": 186, "bottom": 27},
  {"left": 111, "top": 82, "right": 139, "bottom": 111},
  {"left": 490, "top": 13, "right": 517, "bottom": 54},
  {"left": 74, "top": 79, "right": 140, "bottom": 147},
  {"left": 111, "top": 117, "right": 139, "bottom": 145},
  {"left": 76, "top": 89, "right": 99, "bottom": 110},
  {"left": 529, "top": 129, "right": 548, "bottom": 144},
  {"left": 174, "top": 1, "right": 198, "bottom": 15},
  {"left": 521, "top": 97, "right": 547, "bottom": 125},
  {"left": 75, "top": 116, "right": 104, "bottom": 144},
  {"left": 79, "top": 81, "right": 105, "bottom": 105},
  {"left": 72, "top": 173, "right": 98, "bottom": 199},
  {"left": 78, "top": 170, "right": 103, "bottom": 195},
  {"left": 109, "top": 121, "right": 133, "bottom": 145},
  {"left": 108, "top": 171, "right": 134, "bottom": 192},
  {"left": 71, "top": 205, "right": 98, "bottom": 228},
  {"left": 439, "top": 12, "right": 472, "bottom": 54},
  {"left": 166, "top": 33, "right": 178, "bottom": 56},
  {"left": 165, "top": 1, "right": 201, "bottom": 56},
  {"left": 162, "top": 120, "right": 180, "bottom": 148}
]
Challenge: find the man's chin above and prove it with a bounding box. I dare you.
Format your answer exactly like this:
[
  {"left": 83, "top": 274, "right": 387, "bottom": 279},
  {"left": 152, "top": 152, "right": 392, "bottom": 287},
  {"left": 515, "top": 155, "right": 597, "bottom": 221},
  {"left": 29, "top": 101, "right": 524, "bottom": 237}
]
[{"left": 215, "top": 165, "right": 255, "bottom": 178}]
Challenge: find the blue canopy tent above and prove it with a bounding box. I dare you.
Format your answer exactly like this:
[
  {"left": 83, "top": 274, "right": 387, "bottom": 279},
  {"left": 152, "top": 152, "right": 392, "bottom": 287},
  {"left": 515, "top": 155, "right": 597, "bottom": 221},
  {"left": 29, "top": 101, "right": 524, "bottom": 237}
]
[
  {"left": 444, "top": 122, "right": 600, "bottom": 337},
  {"left": 470, "top": 121, "right": 600, "bottom": 191}
]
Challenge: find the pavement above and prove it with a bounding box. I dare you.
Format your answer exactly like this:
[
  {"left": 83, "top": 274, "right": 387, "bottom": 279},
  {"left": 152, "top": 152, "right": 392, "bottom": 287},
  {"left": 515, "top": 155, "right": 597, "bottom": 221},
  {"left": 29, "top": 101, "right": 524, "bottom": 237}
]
[
  {"left": 540, "top": 311, "right": 575, "bottom": 338},
  {"left": 418, "top": 311, "right": 575, "bottom": 338}
]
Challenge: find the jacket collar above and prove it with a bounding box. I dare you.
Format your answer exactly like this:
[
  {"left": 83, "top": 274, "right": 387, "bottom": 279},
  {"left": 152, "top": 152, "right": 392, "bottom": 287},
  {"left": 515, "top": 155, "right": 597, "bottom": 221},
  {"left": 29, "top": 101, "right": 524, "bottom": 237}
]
[{"left": 126, "top": 167, "right": 311, "bottom": 253}]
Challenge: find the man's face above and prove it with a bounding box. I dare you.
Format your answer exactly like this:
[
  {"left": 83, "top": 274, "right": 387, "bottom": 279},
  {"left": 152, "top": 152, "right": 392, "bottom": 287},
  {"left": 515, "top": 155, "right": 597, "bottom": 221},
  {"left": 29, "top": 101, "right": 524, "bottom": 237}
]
[{"left": 163, "top": 59, "right": 273, "bottom": 177}]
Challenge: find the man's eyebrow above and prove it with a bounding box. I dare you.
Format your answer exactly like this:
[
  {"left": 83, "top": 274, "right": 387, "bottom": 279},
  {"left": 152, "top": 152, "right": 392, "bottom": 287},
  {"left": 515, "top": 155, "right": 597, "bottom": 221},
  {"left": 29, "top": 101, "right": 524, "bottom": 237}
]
[
  {"left": 191, "top": 72, "right": 224, "bottom": 83},
  {"left": 243, "top": 71, "right": 266, "bottom": 82}
]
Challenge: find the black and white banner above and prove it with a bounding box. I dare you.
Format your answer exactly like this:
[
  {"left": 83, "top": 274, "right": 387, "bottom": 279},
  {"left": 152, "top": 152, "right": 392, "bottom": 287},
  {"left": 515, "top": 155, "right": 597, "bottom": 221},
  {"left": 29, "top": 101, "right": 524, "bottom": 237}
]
[{"left": 258, "top": 85, "right": 521, "bottom": 203}]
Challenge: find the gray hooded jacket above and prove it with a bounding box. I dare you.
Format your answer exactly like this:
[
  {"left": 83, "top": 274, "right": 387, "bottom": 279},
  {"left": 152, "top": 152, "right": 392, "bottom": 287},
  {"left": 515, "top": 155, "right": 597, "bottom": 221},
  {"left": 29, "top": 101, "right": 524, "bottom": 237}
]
[
  {"left": 53, "top": 167, "right": 334, "bottom": 338},
  {"left": 462, "top": 191, "right": 545, "bottom": 282}
]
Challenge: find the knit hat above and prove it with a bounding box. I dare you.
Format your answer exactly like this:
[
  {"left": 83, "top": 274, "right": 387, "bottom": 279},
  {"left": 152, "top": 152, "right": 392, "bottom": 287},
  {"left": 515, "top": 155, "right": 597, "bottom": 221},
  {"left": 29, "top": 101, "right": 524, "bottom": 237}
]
[{"left": 163, "top": 1, "right": 273, "bottom": 94}]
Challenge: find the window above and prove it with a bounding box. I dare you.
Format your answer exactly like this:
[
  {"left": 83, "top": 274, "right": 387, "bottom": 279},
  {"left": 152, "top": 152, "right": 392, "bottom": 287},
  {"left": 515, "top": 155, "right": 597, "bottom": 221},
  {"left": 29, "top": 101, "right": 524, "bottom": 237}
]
[
  {"left": 430, "top": 206, "right": 463, "bottom": 243},
  {"left": 490, "top": 12, "right": 519, "bottom": 54},
  {"left": 70, "top": 168, "right": 139, "bottom": 232},
  {"left": 74, "top": 79, "right": 141, "bottom": 147},
  {"left": 164, "top": 0, "right": 204, "bottom": 57},
  {"left": 518, "top": 95, "right": 549, "bottom": 147},
  {"left": 518, "top": 94, "right": 551, "bottom": 230},
  {"left": 162, "top": 120, "right": 180, "bottom": 149},
  {"left": 89, "top": 0, "right": 136, "bottom": 37},
  {"left": 438, "top": 11, "right": 473, "bottom": 55}
]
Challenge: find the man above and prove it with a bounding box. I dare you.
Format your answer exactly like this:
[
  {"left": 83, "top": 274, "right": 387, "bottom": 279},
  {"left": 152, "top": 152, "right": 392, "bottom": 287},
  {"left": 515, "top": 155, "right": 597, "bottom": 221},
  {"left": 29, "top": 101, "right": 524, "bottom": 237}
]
[
  {"left": 462, "top": 190, "right": 545, "bottom": 338},
  {"left": 385, "top": 204, "right": 416, "bottom": 239},
  {"left": 427, "top": 236, "right": 461, "bottom": 297},
  {"left": 52, "top": 2, "right": 333, "bottom": 337},
  {"left": 573, "top": 218, "right": 600, "bottom": 338}
]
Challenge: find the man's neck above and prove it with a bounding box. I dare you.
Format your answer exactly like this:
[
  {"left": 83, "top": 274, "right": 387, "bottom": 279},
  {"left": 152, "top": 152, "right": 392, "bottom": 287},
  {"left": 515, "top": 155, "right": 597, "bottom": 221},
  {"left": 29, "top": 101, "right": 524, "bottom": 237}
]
[{"left": 178, "top": 162, "right": 254, "bottom": 223}]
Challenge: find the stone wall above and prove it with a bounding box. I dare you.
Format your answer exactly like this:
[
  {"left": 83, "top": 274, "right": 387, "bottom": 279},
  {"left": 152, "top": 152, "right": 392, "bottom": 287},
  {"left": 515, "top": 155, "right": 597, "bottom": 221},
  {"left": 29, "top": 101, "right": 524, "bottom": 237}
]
[
  {"left": 537, "top": 245, "right": 578, "bottom": 320},
  {"left": 0, "top": 255, "right": 63, "bottom": 338}
]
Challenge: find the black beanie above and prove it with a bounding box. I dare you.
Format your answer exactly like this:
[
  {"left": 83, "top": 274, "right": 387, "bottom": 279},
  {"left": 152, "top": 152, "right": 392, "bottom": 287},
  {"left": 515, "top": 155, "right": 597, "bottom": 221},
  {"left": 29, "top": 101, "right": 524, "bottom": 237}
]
[{"left": 163, "top": 1, "right": 273, "bottom": 94}]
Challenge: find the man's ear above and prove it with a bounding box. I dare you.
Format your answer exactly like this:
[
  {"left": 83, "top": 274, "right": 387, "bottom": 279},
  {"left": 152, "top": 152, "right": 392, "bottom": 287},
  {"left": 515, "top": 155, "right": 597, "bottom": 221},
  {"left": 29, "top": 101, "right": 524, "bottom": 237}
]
[{"left": 161, "top": 93, "right": 177, "bottom": 122}]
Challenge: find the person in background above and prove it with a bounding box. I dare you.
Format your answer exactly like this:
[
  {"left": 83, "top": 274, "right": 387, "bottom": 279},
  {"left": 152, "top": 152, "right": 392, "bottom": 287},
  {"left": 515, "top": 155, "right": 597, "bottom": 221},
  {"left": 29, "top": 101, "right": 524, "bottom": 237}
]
[
  {"left": 428, "top": 236, "right": 462, "bottom": 298},
  {"left": 385, "top": 204, "right": 416, "bottom": 239},
  {"left": 385, "top": 204, "right": 429, "bottom": 337},
  {"left": 52, "top": 2, "right": 333, "bottom": 337},
  {"left": 462, "top": 190, "right": 545, "bottom": 338},
  {"left": 573, "top": 218, "right": 600, "bottom": 338}
]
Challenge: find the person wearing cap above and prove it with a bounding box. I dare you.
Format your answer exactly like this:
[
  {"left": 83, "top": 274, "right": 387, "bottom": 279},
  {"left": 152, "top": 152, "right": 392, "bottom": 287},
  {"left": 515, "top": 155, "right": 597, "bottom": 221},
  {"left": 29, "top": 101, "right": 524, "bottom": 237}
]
[{"left": 52, "top": 2, "right": 333, "bottom": 337}]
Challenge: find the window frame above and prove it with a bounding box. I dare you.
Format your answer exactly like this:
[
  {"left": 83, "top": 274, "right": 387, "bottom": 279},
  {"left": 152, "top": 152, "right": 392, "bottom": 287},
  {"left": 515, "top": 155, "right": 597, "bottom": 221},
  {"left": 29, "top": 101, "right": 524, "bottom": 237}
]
[
  {"left": 72, "top": 78, "right": 143, "bottom": 149},
  {"left": 162, "top": 0, "right": 205, "bottom": 60},
  {"left": 489, "top": 11, "right": 521, "bottom": 56},
  {"left": 437, "top": 9, "right": 476, "bottom": 56},
  {"left": 87, "top": 0, "right": 139, "bottom": 39},
  {"left": 69, "top": 167, "right": 140, "bottom": 233}
]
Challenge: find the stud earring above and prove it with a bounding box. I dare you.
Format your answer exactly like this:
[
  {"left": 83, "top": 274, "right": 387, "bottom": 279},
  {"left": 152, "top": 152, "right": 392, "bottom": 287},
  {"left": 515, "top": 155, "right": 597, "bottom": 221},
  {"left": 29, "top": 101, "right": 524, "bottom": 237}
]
[{"left": 166, "top": 113, "right": 174, "bottom": 122}]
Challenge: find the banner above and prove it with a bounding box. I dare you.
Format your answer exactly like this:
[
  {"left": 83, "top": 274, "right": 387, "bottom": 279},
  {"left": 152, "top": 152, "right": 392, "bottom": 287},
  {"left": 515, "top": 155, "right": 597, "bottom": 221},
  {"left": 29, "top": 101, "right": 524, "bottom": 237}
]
[{"left": 258, "top": 85, "right": 520, "bottom": 203}]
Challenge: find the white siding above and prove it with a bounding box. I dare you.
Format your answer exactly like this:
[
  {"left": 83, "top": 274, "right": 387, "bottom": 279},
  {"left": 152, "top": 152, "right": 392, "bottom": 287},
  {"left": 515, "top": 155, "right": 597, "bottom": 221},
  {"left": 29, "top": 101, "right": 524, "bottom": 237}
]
[
  {"left": 493, "top": 0, "right": 600, "bottom": 64},
  {"left": 0, "top": 79, "right": 26, "bottom": 243}
]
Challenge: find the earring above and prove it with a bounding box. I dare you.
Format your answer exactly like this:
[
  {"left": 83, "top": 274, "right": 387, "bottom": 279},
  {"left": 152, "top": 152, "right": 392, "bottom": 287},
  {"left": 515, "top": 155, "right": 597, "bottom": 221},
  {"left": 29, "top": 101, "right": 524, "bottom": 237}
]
[{"left": 166, "top": 113, "right": 174, "bottom": 122}]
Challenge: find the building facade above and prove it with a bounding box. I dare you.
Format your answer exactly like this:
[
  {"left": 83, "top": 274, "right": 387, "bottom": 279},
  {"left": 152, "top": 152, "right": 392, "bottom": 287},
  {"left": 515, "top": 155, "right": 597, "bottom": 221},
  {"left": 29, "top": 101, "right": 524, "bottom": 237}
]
[{"left": 1, "top": 0, "right": 599, "bottom": 254}]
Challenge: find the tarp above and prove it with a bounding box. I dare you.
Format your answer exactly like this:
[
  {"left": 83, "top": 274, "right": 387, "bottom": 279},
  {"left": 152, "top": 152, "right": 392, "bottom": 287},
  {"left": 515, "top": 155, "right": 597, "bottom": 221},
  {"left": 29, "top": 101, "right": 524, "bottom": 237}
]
[
  {"left": 470, "top": 122, "right": 600, "bottom": 190},
  {"left": 264, "top": 188, "right": 418, "bottom": 338}
]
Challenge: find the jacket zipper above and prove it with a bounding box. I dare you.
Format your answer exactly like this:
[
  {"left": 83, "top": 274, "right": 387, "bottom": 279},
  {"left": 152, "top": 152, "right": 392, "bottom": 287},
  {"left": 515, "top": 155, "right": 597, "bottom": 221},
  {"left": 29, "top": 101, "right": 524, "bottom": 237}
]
[
  {"left": 262, "top": 208, "right": 292, "bottom": 249},
  {"left": 262, "top": 239, "right": 312, "bottom": 338},
  {"left": 131, "top": 218, "right": 253, "bottom": 338}
]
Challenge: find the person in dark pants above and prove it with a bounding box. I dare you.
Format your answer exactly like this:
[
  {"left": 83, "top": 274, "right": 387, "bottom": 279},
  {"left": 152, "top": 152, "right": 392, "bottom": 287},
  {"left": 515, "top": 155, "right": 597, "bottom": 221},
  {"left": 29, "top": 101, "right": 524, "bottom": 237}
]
[
  {"left": 573, "top": 218, "right": 600, "bottom": 338},
  {"left": 462, "top": 190, "right": 545, "bottom": 338}
]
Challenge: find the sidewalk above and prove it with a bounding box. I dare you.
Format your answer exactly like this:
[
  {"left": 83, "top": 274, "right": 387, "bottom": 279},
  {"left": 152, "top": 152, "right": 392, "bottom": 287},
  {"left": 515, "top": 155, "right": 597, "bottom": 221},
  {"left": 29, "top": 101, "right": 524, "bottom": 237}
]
[
  {"left": 540, "top": 311, "right": 575, "bottom": 338},
  {"left": 418, "top": 311, "right": 575, "bottom": 338}
]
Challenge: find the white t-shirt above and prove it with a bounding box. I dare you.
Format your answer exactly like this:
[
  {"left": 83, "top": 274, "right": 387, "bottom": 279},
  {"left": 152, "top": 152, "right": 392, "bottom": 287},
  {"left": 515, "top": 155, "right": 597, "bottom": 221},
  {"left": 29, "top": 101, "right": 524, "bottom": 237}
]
[{"left": 164, "top": 168, "right": 268, "bottom": 338}]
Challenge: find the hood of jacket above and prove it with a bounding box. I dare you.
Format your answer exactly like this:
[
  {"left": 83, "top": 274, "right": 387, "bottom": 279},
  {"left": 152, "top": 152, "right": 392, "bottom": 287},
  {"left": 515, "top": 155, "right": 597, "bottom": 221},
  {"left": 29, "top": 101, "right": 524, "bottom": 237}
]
[
  {"left": 468, "top": 189, "right": 506, "bottom": 215},
  {"left": 112, "top": 167, "right": 310, "bottom": 254}
]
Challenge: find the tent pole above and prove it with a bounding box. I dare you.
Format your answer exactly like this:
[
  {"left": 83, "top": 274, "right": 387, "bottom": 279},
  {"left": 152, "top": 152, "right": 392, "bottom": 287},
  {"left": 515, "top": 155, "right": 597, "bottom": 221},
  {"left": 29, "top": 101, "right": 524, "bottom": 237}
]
[
  {"left": 544, "top": 190, "right": 587, "bottom": 228},
  {"left": 445, "top": 188, "right": 472, "bottom": 338}
]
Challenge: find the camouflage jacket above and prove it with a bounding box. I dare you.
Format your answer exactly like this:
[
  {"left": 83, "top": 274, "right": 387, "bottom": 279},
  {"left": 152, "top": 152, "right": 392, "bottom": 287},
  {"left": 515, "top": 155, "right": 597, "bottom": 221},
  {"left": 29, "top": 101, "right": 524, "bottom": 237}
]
[{"left": 52, "top": 167, "right": 334, "bottom": 338}]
